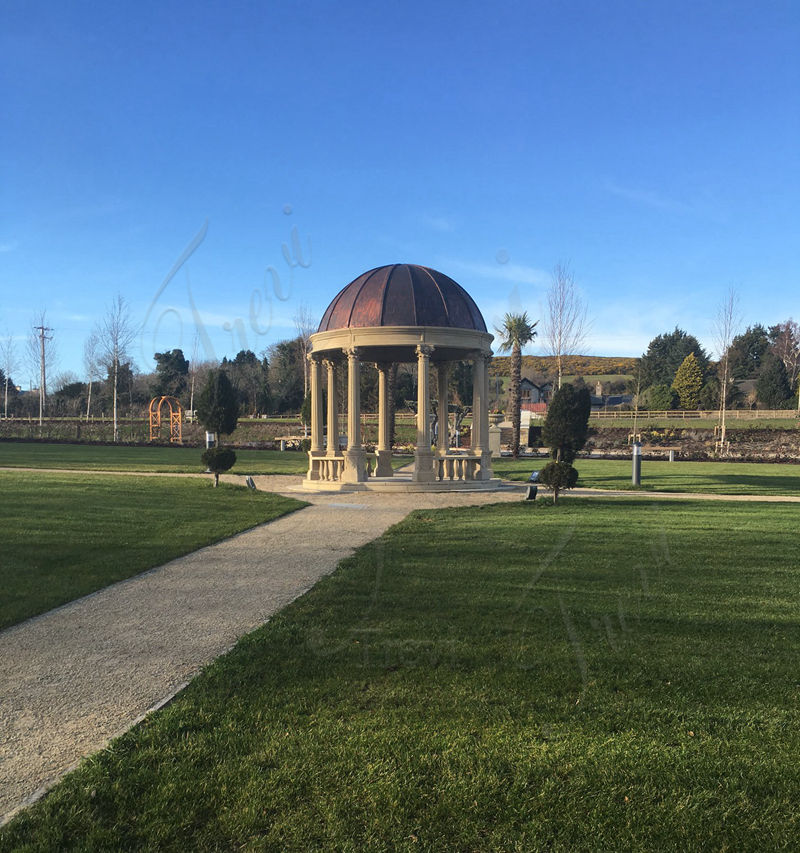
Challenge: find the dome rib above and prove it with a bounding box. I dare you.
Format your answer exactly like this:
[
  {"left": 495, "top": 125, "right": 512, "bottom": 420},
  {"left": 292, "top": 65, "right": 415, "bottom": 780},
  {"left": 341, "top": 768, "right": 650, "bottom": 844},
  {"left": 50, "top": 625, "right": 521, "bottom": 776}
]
[
  {"left": 379, "top": 264, "right": 397, "bottom": 326},
  {"left": 419, "top": 265, "right": 450, "bottom": 325},
  {"left": 407, "top": 265, "right": 418, "bottom": 327}
]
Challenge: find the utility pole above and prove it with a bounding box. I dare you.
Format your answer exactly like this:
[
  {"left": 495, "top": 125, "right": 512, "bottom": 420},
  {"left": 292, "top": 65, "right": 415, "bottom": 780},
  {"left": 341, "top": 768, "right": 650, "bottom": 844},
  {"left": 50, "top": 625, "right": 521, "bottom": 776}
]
[{"left": 33, "top": 323, "right": 53, "bottom": 427}]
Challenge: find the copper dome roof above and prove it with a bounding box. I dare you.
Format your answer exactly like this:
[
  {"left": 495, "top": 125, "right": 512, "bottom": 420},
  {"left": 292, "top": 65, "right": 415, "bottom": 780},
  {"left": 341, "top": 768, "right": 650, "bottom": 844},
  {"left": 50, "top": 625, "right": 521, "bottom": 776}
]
[{"left": 318, "top": 264, "right": 487, "bottom": 333}]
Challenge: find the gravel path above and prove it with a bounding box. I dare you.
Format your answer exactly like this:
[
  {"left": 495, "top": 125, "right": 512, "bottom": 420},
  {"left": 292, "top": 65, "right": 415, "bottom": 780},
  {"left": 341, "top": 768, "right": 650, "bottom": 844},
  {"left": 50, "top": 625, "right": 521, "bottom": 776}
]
[{"left": 0, "top": 476, "right": 523, "bottom": 825}]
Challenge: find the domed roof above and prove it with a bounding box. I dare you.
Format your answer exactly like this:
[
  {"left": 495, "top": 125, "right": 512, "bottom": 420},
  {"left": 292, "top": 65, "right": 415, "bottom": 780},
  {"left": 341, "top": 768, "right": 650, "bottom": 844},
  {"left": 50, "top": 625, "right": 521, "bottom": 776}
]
[{"left": 317, "top": 264, "right": 487, "bottom": 333}]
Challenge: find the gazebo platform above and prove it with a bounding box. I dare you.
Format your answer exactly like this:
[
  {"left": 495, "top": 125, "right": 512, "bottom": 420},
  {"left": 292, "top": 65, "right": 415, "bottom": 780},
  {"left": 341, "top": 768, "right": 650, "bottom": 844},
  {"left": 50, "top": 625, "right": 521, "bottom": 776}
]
[{"left": 302, "top": 472, "right": 505, "bottom": 493}]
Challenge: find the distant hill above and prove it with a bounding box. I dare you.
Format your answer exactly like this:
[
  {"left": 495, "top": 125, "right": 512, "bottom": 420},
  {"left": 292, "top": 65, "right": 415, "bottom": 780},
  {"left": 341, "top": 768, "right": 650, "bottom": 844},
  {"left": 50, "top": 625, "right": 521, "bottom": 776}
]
[{"left": 489, "top": 355, "right": 638, "bottom": 378}]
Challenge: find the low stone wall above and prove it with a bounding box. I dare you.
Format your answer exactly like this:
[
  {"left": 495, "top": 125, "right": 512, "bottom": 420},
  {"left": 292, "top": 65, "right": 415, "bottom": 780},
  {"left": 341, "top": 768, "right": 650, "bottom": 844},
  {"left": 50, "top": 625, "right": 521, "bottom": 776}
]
[
  {"left": 586, "top": 427, "right": 800, "bottom": 461},
  {"left": 3, "top": 419, "right": 799, "bottom": 462}
]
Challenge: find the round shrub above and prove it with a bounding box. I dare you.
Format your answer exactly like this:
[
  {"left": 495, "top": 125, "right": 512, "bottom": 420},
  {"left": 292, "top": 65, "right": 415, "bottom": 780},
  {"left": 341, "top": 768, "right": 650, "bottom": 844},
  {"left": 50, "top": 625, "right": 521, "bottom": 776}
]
[
  {"left": 538, "top": 460, "right": 578, "bottom": 504},
  {"left": 201, "top": 446, "right": 237, "bottom": 487}
]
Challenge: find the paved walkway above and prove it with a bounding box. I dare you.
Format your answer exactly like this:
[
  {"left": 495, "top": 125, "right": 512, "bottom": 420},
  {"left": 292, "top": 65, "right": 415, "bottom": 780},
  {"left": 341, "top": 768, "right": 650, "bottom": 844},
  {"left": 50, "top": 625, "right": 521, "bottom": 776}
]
[{"left": 0, "top": 476, "right": 523, "bottom": 825}]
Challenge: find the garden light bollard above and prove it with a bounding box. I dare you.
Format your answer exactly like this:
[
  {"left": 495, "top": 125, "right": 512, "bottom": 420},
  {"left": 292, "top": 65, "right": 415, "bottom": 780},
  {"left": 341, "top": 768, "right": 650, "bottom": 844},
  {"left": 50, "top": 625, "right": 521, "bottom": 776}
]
[{"left": 632, "top": 442, "right": 642, "bottom": 486}]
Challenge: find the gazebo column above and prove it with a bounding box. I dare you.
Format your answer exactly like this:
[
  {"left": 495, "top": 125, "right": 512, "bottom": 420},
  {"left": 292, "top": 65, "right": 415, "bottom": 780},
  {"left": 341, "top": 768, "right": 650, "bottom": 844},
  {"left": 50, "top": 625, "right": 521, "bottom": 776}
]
[
  {"left": 414, "top": 344, "right": 435, "bottom": 482},
  {"left": 306, "top": 355, "right": 324, "bottom": 480},
  {"left": 436, "top": 362, "right": 449, "bottom": 455},
  {"left": 324, "top": 359, "right": 340, "bottom": 455},
  {"left": 375, "top": 362, "right": 394, "bottom": 477},
  {"left": 342, "top": 347, "right": 366, "bottom": 483},
  {"left": 471, "top": 351, "right": 493, "bottom": 480}
]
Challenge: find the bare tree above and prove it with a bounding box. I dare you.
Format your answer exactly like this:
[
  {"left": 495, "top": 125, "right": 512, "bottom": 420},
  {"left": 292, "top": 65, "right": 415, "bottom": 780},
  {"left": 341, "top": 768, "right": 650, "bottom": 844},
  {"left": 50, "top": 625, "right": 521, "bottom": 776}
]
[
  {"left": 188, "top": 333, "right": 200, "bottom": 415},
  {"left": 1, "top": 332, "right": 19, "bottom": 418},
  {"left": 713, "top": 288, "right": 740, "bottom": 448},
  {"left": 293, "top": 303, "right": 315, "bottom": 394},
  {"left": 52, "top": 370, "right": 80, "bottom": 391},
  {"left": 97, "top": 294, "right": 137, "bottom": 442},
  {"left": 83, "top": 331, "right": 102, "bottom": 419},
  {"left": 293, "top": 303, "right": 316, "bottom": 436},
  {"left": 630, "top": 358, "right": 643, "bottom": 441},
  {"left": 542, "top": 263, "right": 589, "bottom": 389},
  {"left": 27, "top": 311, "right": 56, "bottom": 426},
  {"left": 770, "top": 320, "right": 800, "bottom": 402}
]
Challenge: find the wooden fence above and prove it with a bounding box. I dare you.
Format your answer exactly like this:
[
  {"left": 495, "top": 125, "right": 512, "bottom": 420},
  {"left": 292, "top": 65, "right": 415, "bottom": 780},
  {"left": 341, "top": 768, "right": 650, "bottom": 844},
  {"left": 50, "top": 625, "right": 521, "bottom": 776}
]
[{"left": 590, "top": 409, "right": 797, "bottom": 420}]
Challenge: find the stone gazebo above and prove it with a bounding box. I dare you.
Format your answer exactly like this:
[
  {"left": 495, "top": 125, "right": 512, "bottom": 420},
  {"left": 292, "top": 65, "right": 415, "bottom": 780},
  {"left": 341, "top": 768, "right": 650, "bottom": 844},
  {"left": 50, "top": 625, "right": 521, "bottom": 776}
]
[{"left": 303, "top": 263, "right": 499, "bottom": 492}]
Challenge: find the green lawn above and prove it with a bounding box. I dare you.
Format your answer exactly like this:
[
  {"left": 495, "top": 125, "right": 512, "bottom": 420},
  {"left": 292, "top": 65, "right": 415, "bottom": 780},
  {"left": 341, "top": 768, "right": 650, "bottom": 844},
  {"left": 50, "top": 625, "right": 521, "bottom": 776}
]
[
  {"left": 494, "top": 457, "right": 800, "bottom": 495},
  {"left": 3, "top": 498, "right": 800, "bottom": 850},
  {"left": 0, "top": 441, "right": 411, "bottom": 476},
  {"left": 0, "top": 441, "right": 312, "bottom": 475},
  {"left": 0, "top": 472, "right": 305, "bottom": 630}
]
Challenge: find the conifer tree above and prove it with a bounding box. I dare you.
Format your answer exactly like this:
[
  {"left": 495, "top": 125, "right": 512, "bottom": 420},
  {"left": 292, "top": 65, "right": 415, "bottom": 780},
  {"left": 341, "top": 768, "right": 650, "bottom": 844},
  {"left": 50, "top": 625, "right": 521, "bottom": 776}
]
[
  {"left": 542, "top": 383, "right": 591, "bottom": 463},
  {"left": 197, "top": 370, "right": 240, "bottom": 486},
  {"left": 671, "top": 353, "right": 703, "bottom": 409},
  {"left": 756, "top": 353, "right": 792, "bottom": 409},
  {"left": 197, "top": 369, "right": 240, "bottom": 437}
]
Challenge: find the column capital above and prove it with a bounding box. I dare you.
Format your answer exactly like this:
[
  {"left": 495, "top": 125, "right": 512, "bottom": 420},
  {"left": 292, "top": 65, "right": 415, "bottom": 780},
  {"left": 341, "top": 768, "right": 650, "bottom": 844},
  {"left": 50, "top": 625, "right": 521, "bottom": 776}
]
[
  {"left": 323, "top": 357, "right": 338, "bottom": 370},
  {"left": 416, "top": 344, "right": 435, "bottom": 358},
  {"left": 307, "top": 352, "right": 322, "bottom": 364},
  {"left": 374, "top": 361, "right": 393, "bottom": 372},
  {"left": 344, "top": 346, "right": 362, "bottom": 361}
]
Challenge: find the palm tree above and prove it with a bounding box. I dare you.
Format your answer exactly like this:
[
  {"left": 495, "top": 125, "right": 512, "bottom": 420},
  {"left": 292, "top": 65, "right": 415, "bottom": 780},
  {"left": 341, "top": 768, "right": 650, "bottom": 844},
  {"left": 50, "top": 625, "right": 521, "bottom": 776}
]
[{"left": 496, "top": 312, "right": 538, "bottom": 458}]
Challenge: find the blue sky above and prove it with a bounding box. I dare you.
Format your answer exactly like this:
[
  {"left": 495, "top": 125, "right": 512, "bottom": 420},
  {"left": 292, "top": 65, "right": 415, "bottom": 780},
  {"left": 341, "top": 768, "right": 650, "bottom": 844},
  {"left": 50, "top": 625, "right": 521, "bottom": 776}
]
[{"left": 2, "top": 0, "right": 798, "bottom": 384}]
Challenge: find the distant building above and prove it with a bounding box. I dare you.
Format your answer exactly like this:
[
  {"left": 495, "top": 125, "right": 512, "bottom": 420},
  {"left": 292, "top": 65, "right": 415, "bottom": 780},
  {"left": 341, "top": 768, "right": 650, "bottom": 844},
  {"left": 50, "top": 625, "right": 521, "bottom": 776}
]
[
  {"left": 591, "top": 394, "right": 633, "bottom": 410},
  {"left": 520, "top": 377, "right": 552, "bottom": 405}
]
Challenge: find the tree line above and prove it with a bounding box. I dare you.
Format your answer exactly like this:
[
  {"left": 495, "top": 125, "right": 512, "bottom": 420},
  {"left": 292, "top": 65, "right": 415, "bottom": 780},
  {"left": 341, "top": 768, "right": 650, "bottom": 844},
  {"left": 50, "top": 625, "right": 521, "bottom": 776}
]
[
  {"left": 2, "top": 287, "right": 796, "bottom": 444},
  {"left": 0, "top": 296, "right": 476, "bottom": 438},
  {"left": 636, "top": 320, "right": 799, "bottom": 411}
]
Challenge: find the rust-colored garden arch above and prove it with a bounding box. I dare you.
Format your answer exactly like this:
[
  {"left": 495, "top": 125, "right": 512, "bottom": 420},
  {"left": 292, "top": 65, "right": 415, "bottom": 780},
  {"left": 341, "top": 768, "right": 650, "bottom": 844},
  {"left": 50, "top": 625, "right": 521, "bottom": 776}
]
[{"left": 148, "top": 396, "right": 183, "bottom": 444}]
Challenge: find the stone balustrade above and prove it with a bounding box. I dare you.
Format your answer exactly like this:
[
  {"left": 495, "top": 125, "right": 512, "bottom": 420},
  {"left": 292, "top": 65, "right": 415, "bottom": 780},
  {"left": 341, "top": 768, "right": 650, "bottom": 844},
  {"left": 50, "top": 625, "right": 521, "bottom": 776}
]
[
  {"left": 311, "top": 456, "right": 345, "bottom": 482},
  {"left": 309, "top": 453, "right": 382, "bottom": 482},
  {"left": 435, "top": 454, "right": 480, "bottom": 482}
]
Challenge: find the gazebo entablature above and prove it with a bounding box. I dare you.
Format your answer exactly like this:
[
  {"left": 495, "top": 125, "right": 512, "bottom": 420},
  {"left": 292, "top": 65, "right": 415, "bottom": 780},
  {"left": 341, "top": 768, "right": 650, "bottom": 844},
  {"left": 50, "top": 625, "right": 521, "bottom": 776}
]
[{"left": 304, "top": 325, "right": 494, "bottom": 489}]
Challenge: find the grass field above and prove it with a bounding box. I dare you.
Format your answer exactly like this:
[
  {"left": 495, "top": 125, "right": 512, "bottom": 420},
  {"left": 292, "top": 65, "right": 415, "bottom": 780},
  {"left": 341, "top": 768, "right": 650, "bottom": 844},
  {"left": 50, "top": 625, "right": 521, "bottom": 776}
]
[
  {"left": 0, "top": 472, "right": 305, "bottom": 630},
  {"left": 494, "top": 457, "right": 800, "bottom": 495},
  {"left": 3, "top": 442, "right": 799, "bottom": 496},
  {"left": 0, "top": 442, "right": 312, "bottom": 475},
  {"left": 2, "top": 498, "right": 800, "bottom": 850},
  {"left": 0, "top": 441, "right": 412, "bottom": 475},
  {"left": 563, "top": 372, "right": 630, "bottom": 385}
]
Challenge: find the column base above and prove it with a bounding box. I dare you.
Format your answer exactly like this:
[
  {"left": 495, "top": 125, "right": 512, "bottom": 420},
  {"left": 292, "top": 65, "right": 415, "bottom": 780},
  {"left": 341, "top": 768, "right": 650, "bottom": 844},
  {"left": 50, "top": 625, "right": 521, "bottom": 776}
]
[
  {"left": 413, "top": 449, "right": 436, "bottom": 482},
  {"left": 342, "top": 448, "right": 367, "bottom": 483},
  {"left": 375, "top": 449, "right": 394, "bottom": 477}
]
